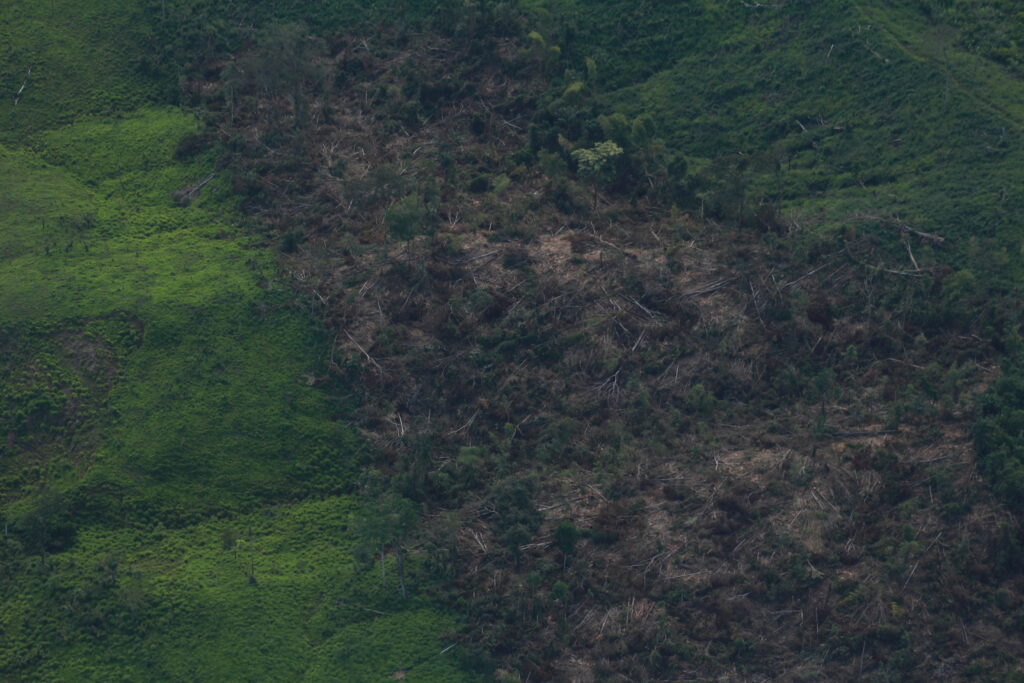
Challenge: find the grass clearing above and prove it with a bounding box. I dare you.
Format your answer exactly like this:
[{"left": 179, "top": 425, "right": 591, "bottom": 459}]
[
  {"left": 0, "top": 0, "right": 159, "bottom": 139},
  {"left": 0, "top": 9, "right": 475, "bottom": 674},
  {"left": 3, "top": 498, "right": 469, "bottom": 681},
  {"left": 0, "top": 103, "right": 475, "bottom": 683}
]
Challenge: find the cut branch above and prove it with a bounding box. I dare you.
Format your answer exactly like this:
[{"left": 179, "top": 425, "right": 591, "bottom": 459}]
[
  {"left": 345, "top": 330, "right": 383, "bottom": 375},
  {"left": 173, "top": 173, "right": 217, "bottom": 206},
  {"left": 13, "top": 68, "right": 31, "bottom": 106},
  {"left": 848, "top": 213, "right": 945, "bottom": 243}
]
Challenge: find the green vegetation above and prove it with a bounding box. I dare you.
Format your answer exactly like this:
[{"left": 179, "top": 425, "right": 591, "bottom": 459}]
[
  {"left": 5, "top": 0, "right": 1024, "bottom": 678},
  {"left": 976, "top": 348, "right": 1024, "bottom": 512},
  {"left": 546, "top": 0, "right": 1024, "bottom": 273},
  {"left": 0, "top": 0, "right": 160, "bottom": 139},
  {"left": 0, "top": 2, "right": 479, "bottom": 679},
  {"left": 0, "top": 108, "right": 362, "bottom": 519},
  {"left": 3, "top": 499, "right": 466, "bottom": 680}
]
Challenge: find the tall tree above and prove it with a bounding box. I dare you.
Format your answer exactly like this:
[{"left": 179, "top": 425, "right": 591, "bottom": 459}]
[
  {"left": 233, "top": 23, "right": 326, "bottom": 127},
  {"left": 355, "top": 493, "right": 420, "bottom": 599}
]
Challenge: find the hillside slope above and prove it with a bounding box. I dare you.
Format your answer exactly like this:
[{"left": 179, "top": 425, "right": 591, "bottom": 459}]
[
  {"left": 189, "top": 1, "right": 1024, "bottom": 678},
  {"left": 561, "top": 0, "right": 1024, "bottom": 278},
  {"left": 3, "top": 0, "right": 1024, "bottom": 680},
  {"left": 0, "top": 2, "right": 479, "bottom": 680}
]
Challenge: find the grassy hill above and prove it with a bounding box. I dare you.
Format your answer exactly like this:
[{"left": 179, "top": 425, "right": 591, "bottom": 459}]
[
  {"left": 0, "top": 0, "right": 160, "bottom": 139},
  {"left": 0, "top": 2, "right": 479, "bottom": 680}
]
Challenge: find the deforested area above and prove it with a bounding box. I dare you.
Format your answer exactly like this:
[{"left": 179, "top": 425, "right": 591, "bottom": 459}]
[{"left": 3, "top": 1, "right": 1024, "bottom": 680}]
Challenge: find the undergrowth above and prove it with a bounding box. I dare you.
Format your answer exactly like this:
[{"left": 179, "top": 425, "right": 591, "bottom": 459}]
[
  {"left": 0, "top": 2, "right": 478, "bottom": 679},
  {"left": 545, "top": 0, "right": 1024, "bottom": 287}
]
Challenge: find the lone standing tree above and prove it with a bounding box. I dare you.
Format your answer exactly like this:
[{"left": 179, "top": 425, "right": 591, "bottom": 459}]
[
  {"left": 233, "top": 23, "right": 326, "bottom": 128},
  {"left": 571, "top": 140, "right": 623, "bottom": 208},
  {"left": 355, "top": 493, "right": 419, "bottom": 599}
]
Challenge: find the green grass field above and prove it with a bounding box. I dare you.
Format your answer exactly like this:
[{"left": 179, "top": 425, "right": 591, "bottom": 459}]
[
  {"left": 2, "top": 499, "right": 467, "bottom": 681},
  {"left": 0, "top": 2, "right": 477, "bottom": 679}
]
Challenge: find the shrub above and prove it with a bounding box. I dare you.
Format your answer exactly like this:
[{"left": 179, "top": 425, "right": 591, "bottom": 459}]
[
  {"left": 489, "top": 477, "right": 541, "bottom": 559},
  {"left": 12, "top": 491, "right": 74, "bottom": 555},
  {"left": 975, "top": 354, "right": 1024, "bottom": 512},
  {"left": 386, "top": 193, "right": 434, "bottom": 240},
  {"left": 554, "top": 520, "right": 580, "bottom": 560}
]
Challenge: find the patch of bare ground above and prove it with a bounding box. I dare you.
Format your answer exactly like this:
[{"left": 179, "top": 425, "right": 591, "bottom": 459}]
[
  {"left": 205, "top": 24, "right": 1024, "bottom": 681},
  {"left": 288, "top": 208, "right": 1022, "bottom": 678}
]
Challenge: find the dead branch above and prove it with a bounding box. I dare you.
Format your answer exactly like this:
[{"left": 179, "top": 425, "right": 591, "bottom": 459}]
[
  {"left": 747, "top": 277, "right": 766, "bottom": 328},
  {"left": 905, "top": 239, "right": 920, "bottom": 271},
  {"left": 448, "top": 410, "right": 480, "bottom": 435},
  {"left": 455, "top": 250, "right": 499, "bottom": 265},
  {"left": 173, "top": 173, "right": 217, "bottom": 206},
  {"left": 627, "top": 296, "right": 659, "bottom": 321},
  {"left": 679, "top": 278, "right": 735, "bottom": 298},
  {"left": 783, "top": 262, "right": 833, "bottom": 289},
  {"left": 344, "top": 330, "right": 383, "bottom": 374},
  {"left": 13, "top": 67, "right": 31, "bottom": 106},
  {"left": 848, "top": 213, "right": 945, "bottom": 243}
]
